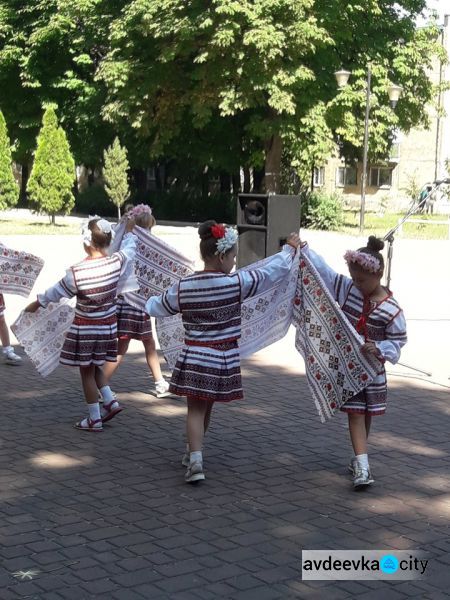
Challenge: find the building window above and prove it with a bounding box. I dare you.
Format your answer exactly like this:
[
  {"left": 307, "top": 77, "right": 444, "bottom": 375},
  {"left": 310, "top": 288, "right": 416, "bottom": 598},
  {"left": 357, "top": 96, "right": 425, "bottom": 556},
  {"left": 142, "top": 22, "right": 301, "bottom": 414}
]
[
  {"left": 369, "top": 167, "right": 392, "bottom": 188},
  {"left": 336, "top": 166, "right": 357, "bottom": 187},
  {"left": 313, "top": 167, "right": 325, "bottom": 187}
]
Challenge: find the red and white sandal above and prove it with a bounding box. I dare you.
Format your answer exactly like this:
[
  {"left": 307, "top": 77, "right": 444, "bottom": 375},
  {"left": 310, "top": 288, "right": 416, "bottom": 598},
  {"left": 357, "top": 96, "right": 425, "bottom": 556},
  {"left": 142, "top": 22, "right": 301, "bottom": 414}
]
[
  {"left": 74, "top": 417, "right": 103, "bottom": 432},
  {"left": 101, "top": 401, "right": 123, "bottom": 424}
]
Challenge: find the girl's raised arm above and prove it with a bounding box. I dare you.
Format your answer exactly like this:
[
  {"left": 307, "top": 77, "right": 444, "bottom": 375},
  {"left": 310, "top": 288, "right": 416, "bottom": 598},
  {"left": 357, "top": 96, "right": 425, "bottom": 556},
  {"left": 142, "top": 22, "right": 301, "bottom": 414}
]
[
  {"left": 145, "top": 281, "right": 180, "bottom": 318},
  {"left": 301, "top": 243, "right": 352, "bottom": 304},
  {"left": 239, "top": 243, "right": 296, "bottom": 300}
]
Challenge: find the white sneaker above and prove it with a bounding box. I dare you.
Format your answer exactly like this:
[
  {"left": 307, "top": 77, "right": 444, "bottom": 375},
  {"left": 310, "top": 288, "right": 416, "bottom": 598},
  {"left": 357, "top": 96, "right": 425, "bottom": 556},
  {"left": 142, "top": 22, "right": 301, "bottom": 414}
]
[
  {"left": 353, "top": 464, "right": 374, "bottom": 489},
  {"left": 348, "top": 457, "right": 357, "bottom": 475},
  {"left": 185, "top": 461, "right": 205, "bottom": 483},
  {"left": 181, "top": 452, "right": 190, "bottom": 468},
  {"left": 155, "top": 379, "right": 171, "bottom": 398},
  {"left": 3, "top": 346, "right": 22, "bottom": 365}
]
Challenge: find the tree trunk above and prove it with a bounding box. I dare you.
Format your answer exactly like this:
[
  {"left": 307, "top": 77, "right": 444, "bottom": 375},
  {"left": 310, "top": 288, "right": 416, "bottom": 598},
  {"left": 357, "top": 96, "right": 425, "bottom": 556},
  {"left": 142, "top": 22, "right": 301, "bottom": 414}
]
[
  {"left": 201, "top": 170, "right": 209, "bottom": 202},
  {"left": 243, "top": 166, "right": 251, "bottom": 193},
  {"left": 77, "top": 165, "right": 90, "bottom": 193},
  {"left": 51, "top": 213, "right": 56, "bottom": 225},
  {"left": 264, "top": 134, "right": 283, "bottom": 194},
  {"left": 253, "top": 167, "right": 265, "bottom": 193},
  {"left": 118, "top": 205, "right": 121, "bottom": 221},
  {"left": 20, "top": 163, "right": 30, "bottom": 205},
  {"left": 232, "top": 172, "right": 240, "bottom": 195},
  {"left": 220, "top": 172, "right": 231, "bottom": 193}
]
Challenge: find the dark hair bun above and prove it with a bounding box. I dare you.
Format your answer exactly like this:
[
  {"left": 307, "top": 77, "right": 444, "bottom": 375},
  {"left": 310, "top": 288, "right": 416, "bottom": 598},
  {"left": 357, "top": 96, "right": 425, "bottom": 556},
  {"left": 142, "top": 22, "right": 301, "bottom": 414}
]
[
  {"left": 198, "top": 220, "right": 217, "bottom": 241},
  {"left": 367, "top": 236, "right": 384, "bottom": 252}
]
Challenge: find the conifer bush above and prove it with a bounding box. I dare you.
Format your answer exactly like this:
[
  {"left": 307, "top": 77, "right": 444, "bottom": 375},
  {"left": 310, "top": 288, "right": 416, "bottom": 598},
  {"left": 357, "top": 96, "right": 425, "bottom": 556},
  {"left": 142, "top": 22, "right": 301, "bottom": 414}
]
[
  {"left": 0, "top": 110, "right": 19, "bottom": 210},
  {"left": 27, "top": 106, "right": 75, "bottom": 224}
]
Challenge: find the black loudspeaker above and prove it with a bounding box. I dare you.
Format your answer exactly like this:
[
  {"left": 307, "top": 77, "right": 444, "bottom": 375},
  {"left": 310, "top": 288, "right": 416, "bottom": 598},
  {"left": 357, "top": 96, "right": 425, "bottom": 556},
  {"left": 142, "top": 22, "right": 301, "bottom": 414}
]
[{"left": 237, "top": 194, "right": 300, "bottom": 267}]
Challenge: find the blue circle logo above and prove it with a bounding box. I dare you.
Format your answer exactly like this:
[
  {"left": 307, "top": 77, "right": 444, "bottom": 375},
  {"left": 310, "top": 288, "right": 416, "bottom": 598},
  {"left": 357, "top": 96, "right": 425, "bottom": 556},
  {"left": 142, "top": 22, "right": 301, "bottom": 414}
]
[{"left": 380, "top": 555, "right": 399, "bottom": 574}]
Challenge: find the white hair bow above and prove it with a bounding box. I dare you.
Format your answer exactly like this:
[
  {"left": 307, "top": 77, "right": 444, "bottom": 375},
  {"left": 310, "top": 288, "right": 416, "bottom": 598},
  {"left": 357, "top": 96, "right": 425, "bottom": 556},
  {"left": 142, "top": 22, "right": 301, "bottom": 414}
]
[{"left": 81, "top": 215, "right": 115, "bottom": 247}]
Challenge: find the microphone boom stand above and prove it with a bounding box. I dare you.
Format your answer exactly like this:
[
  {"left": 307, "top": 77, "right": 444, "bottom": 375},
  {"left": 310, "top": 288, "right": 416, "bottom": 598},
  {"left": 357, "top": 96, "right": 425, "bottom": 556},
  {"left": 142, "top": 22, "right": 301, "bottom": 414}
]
[{"left": 382, "top": 182, "right": 444, "bottom": 377}]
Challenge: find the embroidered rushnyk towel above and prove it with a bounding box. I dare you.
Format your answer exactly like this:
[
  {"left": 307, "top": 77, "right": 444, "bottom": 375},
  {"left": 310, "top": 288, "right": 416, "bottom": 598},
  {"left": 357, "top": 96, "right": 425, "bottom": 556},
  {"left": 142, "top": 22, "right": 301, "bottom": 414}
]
[
  {"left": 239, "top": 253, "right": 299, "bottom": 358},
  {"left": 123, "top": 226, "right": 195, "bottom": 311},
  {"left": 11, "top": 300, "right": 75, "bottom": 377},
  {"left": 153, "top": 251, "right": 299, "bottom": 369},
  {"left": 293, "top": 253, "right": 382, "bottom": 422},
  {"left": 0, "top": 243, "right": 44, "bottom": 298},
  {"left": 109, "top": 221, "right": 139, "bottom": 295}
]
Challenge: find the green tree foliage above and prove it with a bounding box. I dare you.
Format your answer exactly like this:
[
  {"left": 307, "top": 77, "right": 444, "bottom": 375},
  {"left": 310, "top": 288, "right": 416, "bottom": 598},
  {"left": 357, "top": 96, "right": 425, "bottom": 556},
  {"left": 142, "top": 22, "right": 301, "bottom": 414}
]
[
  {"left": 99, "top": 0, "right": 328, "bottom": 190},
  {"left": 103, "top": 136, "right": 130, "bottom": 219},
  {"left": 0, "top": 110, "right": 19, "bottom": 209},
  {"left": 0, "top": 0, "right": 128, "bottom": 166},
  {"left": 27, "top": 106, "right": 75, "bottom": 223},
  {"left": 0, "top": 0, "right": 447, "bottom": 190},
  {"left": 99, "top": 0, "right": 446, "bottom": 189}
]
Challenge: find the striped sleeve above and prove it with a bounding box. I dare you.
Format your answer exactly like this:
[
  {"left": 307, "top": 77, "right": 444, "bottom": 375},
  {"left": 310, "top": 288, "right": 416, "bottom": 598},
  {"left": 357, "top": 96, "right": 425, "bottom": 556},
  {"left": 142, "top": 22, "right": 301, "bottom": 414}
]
[
  {"left": 375, "top": 310, "right": 407, "bottom": 364},
  {"left": 145, "top": 281, "right": 180, "bottom": 317},
  {"left": 116, "top": 232, "right": 137, "bottom": 270},
  {"left": 239, "top": 246, "right": 295, "bottom": 300},
  {"left": 302, "top": 244, "right": 352, "bottom": 304},
  {"left": 37, "top": 269, "right": 77, "bottom": 308}
]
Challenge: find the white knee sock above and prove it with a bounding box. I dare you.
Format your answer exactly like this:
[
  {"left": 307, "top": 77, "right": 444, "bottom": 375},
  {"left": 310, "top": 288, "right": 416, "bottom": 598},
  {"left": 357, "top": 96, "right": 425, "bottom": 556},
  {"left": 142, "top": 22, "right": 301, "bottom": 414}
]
[
  {"left": 88, "top": 403, "right": 101, "bottom": 422},
  {"left": 99, "top": 385, "right": 115, "bottom": 403}
]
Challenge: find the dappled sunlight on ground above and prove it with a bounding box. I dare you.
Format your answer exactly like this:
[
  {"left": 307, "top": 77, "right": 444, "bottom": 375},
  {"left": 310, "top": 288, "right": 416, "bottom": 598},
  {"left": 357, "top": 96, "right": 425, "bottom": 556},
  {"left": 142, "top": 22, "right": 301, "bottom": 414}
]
[
  {"left": 30, "top": 452, "right": 94, "bottom": 469},
  {"left": 375, "top": 432, "right": 447, "bottom": 457},
  {"left": 142, "top": 403, "right": 186, "bottom": 417}
]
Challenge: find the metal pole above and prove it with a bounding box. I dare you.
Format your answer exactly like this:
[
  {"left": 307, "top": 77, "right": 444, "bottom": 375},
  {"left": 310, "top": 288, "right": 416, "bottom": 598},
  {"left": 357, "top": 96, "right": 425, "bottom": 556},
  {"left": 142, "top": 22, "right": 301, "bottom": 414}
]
[
  {"left": 360, "top": 65, "right": 371, "bottom": 234},
  {"left": 383, "top": 182, "right": 442, "bottom": 290}
]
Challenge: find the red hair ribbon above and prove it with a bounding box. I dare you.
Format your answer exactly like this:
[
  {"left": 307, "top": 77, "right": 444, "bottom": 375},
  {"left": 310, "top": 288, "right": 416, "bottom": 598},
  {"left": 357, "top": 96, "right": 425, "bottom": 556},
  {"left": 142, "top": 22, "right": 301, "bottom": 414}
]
[{"left": 356, "top": 296, "right": 372, "bottom": 340}]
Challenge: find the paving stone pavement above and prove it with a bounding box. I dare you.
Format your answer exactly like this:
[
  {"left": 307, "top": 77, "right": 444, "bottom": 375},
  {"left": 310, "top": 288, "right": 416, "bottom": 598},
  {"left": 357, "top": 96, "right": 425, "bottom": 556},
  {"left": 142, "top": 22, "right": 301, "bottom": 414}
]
[{"left": 1, "top": 329, "right": 450, "bottom": 599}]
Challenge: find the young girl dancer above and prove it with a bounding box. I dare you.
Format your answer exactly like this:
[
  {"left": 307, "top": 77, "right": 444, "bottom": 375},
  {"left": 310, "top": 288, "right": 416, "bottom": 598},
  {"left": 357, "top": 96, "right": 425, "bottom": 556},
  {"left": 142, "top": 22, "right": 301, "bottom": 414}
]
[
  {"left": 0, "top": 294, "right": 22, "bottom": 364},
  {"left": 146, "top": 220, "right": 300, "bottom": 483},
  {"left": 301, "top": 236, "right": 407, "bottom": 488},
  {"left": 25, "top": 217, "right": 136, "bottom": 431},
  {"left": 101, "top": 204, "right": 170, "bottom": 398}
]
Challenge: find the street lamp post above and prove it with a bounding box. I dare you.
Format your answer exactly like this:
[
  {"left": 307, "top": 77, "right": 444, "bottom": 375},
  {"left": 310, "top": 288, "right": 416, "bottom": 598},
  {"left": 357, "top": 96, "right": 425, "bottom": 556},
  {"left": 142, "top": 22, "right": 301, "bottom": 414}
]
[
  {"left": 334, "top": 68, "right": 403, "bottom": 234},
  {"left": 360, "top": 65, "right": 372, "bottom": 233}
]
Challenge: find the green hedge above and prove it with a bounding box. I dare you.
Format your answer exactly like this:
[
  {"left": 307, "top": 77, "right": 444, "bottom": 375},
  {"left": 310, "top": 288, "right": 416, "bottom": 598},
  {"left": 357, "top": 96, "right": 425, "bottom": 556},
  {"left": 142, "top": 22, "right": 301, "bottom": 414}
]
[{"left": 75, "top": 185, "right": 237, "bottom": 223}]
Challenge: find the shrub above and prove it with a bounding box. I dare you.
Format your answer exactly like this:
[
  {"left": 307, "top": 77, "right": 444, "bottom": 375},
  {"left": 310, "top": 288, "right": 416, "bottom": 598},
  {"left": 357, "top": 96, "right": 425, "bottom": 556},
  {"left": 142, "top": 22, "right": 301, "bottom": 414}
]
[
  {"left": 301, "top": 190, "right": 343, "bottom": 230},
  {"left": 138, "top": 189, "right": 236, "bottom": 223},
  {"left": 74, "top": 184, "right": 114, "bottom": 218}
]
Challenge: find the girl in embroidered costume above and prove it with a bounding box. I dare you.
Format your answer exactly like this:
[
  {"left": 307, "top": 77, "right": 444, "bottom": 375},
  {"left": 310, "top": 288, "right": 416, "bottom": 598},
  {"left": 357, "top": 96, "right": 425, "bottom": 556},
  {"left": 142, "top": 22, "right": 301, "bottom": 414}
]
[
  {"left": 0, "top": 294, "right": 22, "bottom": 364},
  {"left": 101, "top": 204, "right": 171, "bottom": 399},
  {"left": 25, "top": 217, "right": 136, "bottom": 432},
  {"left": 301, "top": 236, "right": 407, "bottom": 489},
  {"left": 146, "top": 220, "right": 300, "bottom": 483}
]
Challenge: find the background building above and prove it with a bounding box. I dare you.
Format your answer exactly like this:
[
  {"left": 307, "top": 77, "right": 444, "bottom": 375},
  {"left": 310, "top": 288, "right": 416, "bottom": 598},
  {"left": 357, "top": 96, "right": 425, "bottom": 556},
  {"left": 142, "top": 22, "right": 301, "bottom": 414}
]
[{"left": 316, "top": 15, "right": 450, "bottom": 215}]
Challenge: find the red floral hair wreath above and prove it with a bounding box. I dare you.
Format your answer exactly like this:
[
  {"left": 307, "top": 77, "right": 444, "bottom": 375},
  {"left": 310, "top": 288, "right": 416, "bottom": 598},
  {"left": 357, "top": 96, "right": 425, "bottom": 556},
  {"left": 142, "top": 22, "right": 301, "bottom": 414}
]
[{"left": 211, "top": 224, "right": 226, "bottom": 239}]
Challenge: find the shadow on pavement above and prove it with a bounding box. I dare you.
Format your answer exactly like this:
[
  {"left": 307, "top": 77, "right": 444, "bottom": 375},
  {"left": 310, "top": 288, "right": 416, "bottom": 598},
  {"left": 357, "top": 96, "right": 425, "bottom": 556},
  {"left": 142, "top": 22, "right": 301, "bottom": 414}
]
[{"left": 1, "top": 347, "right": 449, "bottom": 599}]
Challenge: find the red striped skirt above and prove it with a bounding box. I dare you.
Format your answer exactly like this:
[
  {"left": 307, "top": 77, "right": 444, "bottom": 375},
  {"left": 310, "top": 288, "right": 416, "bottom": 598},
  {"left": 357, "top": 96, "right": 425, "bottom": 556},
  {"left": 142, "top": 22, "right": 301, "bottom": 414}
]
[
  {"left": 116, "top": 296, "right": 152, "bottom": 341},
  {"left": 60, "top": 315, "right": 118, "bottom": 367},
  {"left": 169, "top": 341, "right": 243, "bottom": 403}
]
